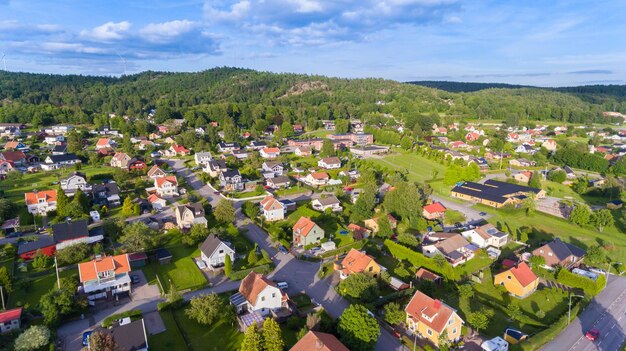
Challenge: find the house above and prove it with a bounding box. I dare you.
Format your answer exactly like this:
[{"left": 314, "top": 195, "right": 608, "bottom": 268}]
[
  {"left": 350, "top": 145, "right": 391, "bottom": 157},
  {"left": 175, "top": 203, "right": 207, "bottom": 229},
  {"left": 563, "top": 165, "right": 576, "bottom": 179},
  {"left": 155, "top": 176, "right": 179, "bottom": 197},
  {"left": 422, "top": 233, "right": 476, "bottom": 267},
  {"left": 260, "top": 147, "right": 281, "bottom": 159},
  {"left": 287, "top": 138, "right": 325, "bottom": 150},
  {"left": 326, "top": 132, "right": 373, "bottom": 145},
  {"left": 17, "top": 236, "right": 56, "bottom": 260},
  {"left": 168, "top": 144, "right": 190, "bottom": 156},
  {"left": 465, "top": 132, "right": 480, "bottom": 142},
  {"left": 247, "top": 141, "right": 267, "bottom": 150},
  {"left": 97, "top": 147, "right": 115, "bottom": 156},
  {"left": 303, "top": 172, "right": 329, "bottom": 186},
  {"left": 95, "top": 138, "right": 116, "bottom": 150},
  {"left": 147, "top": 194, "right": 167, "bottom": 210},
  {"left": 347, "top": 223, "right": 371, "bottom": 240},
  {"left": 415, "top": 268, "right": 443, "bottom": 284},
  {"left": 317, "top": 157, "right": 341, "bottom": 170},
  {"left": 494, "top": 262, "right": 539, "bottom": 298},
  {"left": 262, "top": 161, "right": 284, "bottom": 176},
  {"left": 0, "top": 307, "right": 22, "bottom": 334},
  {"left": 311, "top": 195, "right": 343, "bottom": 212},
  {"left": 292, "top": 217, "right": 325, "bottom": 247},
  {"left": 513, "top": 171, "right": 533, "bottom": 184},
  {"left": 91, "top": 319, "right": 149, "bottom": 351},
  {"left": 531, "top": 238, "right": 586, "bottom": 268},
  {"left": 111, "top": 152, "right": 131, "bottom": 168},
  {"left": 542, "top": 139, "right": 558, "bottom": 151},
  {"left": 194, "top": 152, "right": 213, "bottom": 165},
  {"left": 232, "top": 149, "right": 249, "bottom": 159},
  {"left": 138, "top": 140, "right": 155, "bottom": 150},
  {"left": 0, "top": 160, "right": 13, "bottom": 174},
  {"left": 147, "top": 165, "right": 166, "bottom": 179},
  {"left": 52, "top": 219, "right": 90, "bottom": 245},
  {"left": 4, "top": 141, "right": 29, "bottom": 151},
  {"left": 44, "top": 135, "right": 65, "bottom": 145},
  {"left": 0, "top": 150, "right": 27, "bottom": 166},
  {"left": 44, "top": 125, "right": 73, "bottom": 135},
  {"left": 267, "top": 175, "right": 291, "bottom": 189},
  {"left": 230, "top": 272, "right": 289, "bottom": 316},
  {"left": 25, "top": 189, "right": 57, "bottom": 214},
  {"left": 42, "top": 153, "right": 81, "bottom": 170},
  {"left": 200, "top": 234, "right": 235, "bottom": 268},
  {"left": 422, "top": 202, "right": 447, "bottom": 220},
  {"left": 260, "top": 196, "right": 286, "bottom": 221},
  {"left": 336, "top": 248, "right": 382, "bottom": 279},
  {"left": 52, "top": 143, "right": 68, "bottom": 155},
  {"left": 203, "top": 159, "right": 228, "bottom": 177},
  {"left": 509, "top": 158, "right": 536, "bottom": 167},
  {"left": 461, "top": 223, "right": 508, "bottom": 248},
  {"left": 218, "top": 142, "right": 241, "bottom": 153},
  {"left": 405, "top": 290, "right": 463, "bottom": 345},
  {"left": 78, "top": 254, "right": 131, "bottom": 300},
  {"left": 219, "top": 169, "right": 244, "bottom": 191},
  {"left": 363, "top": 214, "right": 398, "bottom": 233},
  {"left": 91, "top": 182, "right": 121, "bottom": 206},
  {"left": 515, "top": 144, "right": 536, "bottom": 154},
  {"left": 294, "top": 146, "right": 312, "bottom": 156},
  {"left": 451, "top": 179, "right": 545, "bottom": 208},
  {"left": 290, "top": 331, "right": 349, "bottom": 351},
  {"left": 127, "top": 158, "right": 147, "bottom": 171},
  {"left": 60, "top": 172, "right": 90, "bottom": 194}
]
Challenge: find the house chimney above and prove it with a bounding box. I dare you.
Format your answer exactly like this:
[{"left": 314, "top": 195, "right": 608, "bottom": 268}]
[
  {"left": 315, "top": 338, "right": 324, "bottom": 350},
  {"left": 95, "top": 254, "right": 102, "bottom": 261}
]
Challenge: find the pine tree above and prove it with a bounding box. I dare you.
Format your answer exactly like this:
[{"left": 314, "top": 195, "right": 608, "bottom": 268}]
[
  {"left": 121, "top": 196, "right": 135, "bottom": 217},
  {"left": 262, "top": 318, "right": 284, "bottom": 351},
  {"left": 224, "top": 254, "right": 232, "bottom": 277},
  {"left": 56, "top": 187, "right": 69, "bottom": 216},
  {"left": 241, "top": 324, "right": 263, "bottom": 351}
]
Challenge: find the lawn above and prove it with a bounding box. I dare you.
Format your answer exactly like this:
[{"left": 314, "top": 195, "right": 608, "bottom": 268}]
[
  {"left": 275, "top": 186, "right": 309, "bottom": 197},
  {"left": 148, "top": 310, "right": 187, "bottom": 351},
  {"left": 443, "top": 209, "right": 466, "bottom": 225},
  {"left": 153, "top": 246, "right": 207, "bottom": 292},
  {"left": 172, "top": 305, "right": 243, "bottom": 351},
  {"left": 9, "top": 268, "right": 78, "bottom": 309},
  {"left": 367, "top": 149, "right": 446, "bottom": 183},
  {"left": 476, "top": 204, "right": 626, "bottom": 263}
]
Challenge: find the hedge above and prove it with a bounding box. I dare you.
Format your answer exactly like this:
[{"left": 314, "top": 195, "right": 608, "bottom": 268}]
[
  {"left": 102, "top": 309, "right": 142, "bottom": 327},
  {"left": 228, "top": 263, "right": 274, "bottom": 281},
  {"left": 384, "top": 240, "right": 457, "bottom": 280},
  {"left": 556, "top": 269, "right": 606, "bottom": 296},
  {"left": 370, "top": 287, "right": 415, "bottom": 308}
]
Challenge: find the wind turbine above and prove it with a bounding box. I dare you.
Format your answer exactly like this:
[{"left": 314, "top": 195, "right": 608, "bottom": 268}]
[
  {"left": 117, "top": 54, "right": 127, "bottom": 76},
  {"left": 1, "top": 53, "right": 6, "bottom": 71}
]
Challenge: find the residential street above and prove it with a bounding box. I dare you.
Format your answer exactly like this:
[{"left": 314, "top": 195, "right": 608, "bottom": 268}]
[{"left": 541, "top": 275, "right": 626, "bottom": 351}]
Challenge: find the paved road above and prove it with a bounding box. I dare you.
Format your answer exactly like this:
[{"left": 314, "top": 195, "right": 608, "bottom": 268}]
[{"left": 541, "top": 276, "right": 626, "bottom": 351}]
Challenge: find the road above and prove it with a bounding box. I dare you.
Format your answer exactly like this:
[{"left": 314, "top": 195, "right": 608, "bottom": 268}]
[{"left": 541, "top": 275, "right": 626, "bottom": 351}]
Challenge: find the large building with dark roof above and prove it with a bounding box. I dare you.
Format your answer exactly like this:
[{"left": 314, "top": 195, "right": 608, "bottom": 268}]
[{"left": 451, "top": 179, "right": 545, "bottom": 208}]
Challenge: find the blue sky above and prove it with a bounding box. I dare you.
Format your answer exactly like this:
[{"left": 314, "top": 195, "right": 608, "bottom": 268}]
[{"left": 1, "top": 0, "right": 625, "bottom": 86}]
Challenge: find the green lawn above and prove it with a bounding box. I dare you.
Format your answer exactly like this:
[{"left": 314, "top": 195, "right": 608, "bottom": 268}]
[
  {"left": 153, "top": 246, "right": 207, "bottom": 292},
  {"left": 9, "top": 268, "right": 78, "bottom": 309},
  {"left": 275, "top": 186, "right": 309, "bottom": 197},
  {"left": 476, "top": 204, "right": 626, "bottom": 262},
  {"left": 443, "top": 209, "right": 466, "bottom": 225},
  {"left": 148, "top": 310, "right": 188, "bottom": 351},
  {"left": 172, "top": 305, "right": 243, "bottom": 351},
  {"left": 367, "top": 150, "right": 446, "bottom": 183}
]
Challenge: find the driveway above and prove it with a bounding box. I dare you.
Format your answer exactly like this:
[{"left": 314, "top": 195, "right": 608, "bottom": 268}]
[
  {"left": 541, "top": 276, "right": 626, "bottom": 351},
  {"left": 131, "top": 271, "right": 160, "bottom": 301},
  {"left": 430, "top": 194, "right": 491, "bottom": 223}
]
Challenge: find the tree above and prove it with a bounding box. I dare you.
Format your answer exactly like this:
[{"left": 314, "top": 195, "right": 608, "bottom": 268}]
[
  {"left": 335, "top": 119, "right": 350, "bottom": 134},
  {"left": 585, "top": 245, "right": 607, "bottom": 266},
  {"left": 572, "top": 177, "right": 588, "bottom": 194},
  {"left": 338, "top": 273, "right": 379, "bottom": 302},
  {"left": 56, "top": 242, "right": 91, "bottom": 265},
  {"left": 383, "top": 181, "right": 423, "bottom": 224},
  {"left": 183, "top": 224, "right": 209, "bottom": 246},
  {"left": 242, "top": 201, "right": 259, "bottom": 219},
  {"left": 121, "top": 196, "right": 135, "bottom": 216},
  {"left": 547, "top": 170, "right": 567, "bottom": 183},
  {"left": 508, "top": 302, "right": 522, "bottom": 321},
  {"left": 433, "top": 254, "right": 448, "bottom": 268},
  {"left": 438, "top": 330, "right": 451, "bottom": 351},
  {"left": 281, "top": 120, "right": 294, "bottom": 138},
  {"left": 400, "top": 136, "right": 413, "bottom": 150},
  {"left": 119, "top": 222, "right": 155, "bottom": 252},
  {"left": 215, "top": 199, "right": 235, "bottom": 223},
  {"left": 14, "top": 325, "right": 51, "bottom": 351},
  {"left": 461, "top": 162, "right": 481, "bottom": 182},
  {"left": 241, "top": 323, "right": 263, "bottom": 351},
  {"left": 528, "top": 255, "right": 545, "bottom": 268},
  {"left": 56, "top": 187, "right": 70, "bottom": 216},
  {"left": 467, "top": 310, "right": 489, "bottom": 334},
  {"left": 383, "top": 302, "right": 405, "bottom": 325},
  {"left": 351, "top": 190, "right": 376, "bottom": 222},
  {"left": 224, "top": 254, "right": 233, "bottom": 276},
  {"left": 88, "top": 331, "right": 122, "bottom": 351},
  {"left": 185, "top": 293, "right": 223, "bottom": 325},
  {"left": 337, "top": 304, "right": 380, "bottom": 351},
  {"left": 263, "top": 318, "right": 285, "bottom": 351},
  {"left": 32, "top": 249, "right": 51, "bottom": 269},
  {"left": 570, "top": 204, "right": 592, "bottom": 227},
  {"left": 376, "top": 215, "right": 393, "bottom": 238},
  {"left": 320, "top": 139, "right": 335, "bottom": 157},
  {"left": 458, "top": 284, "right": 474, "bottom": 300},
  {"left": 0, "top": 266, "right": 12, "bottom": 292},
  {"left": 397, "top": 233, "right": 419, "bottom": 248},
  {"left": 72, "top": 189, "right": 90, "bottom": 212},
  {"left": 40, "top": 287, "right": 76, "bottom": 326},
  {"left": 590, "top": 209, "right": 614, "bottom": 232},
  {"left": 528, "top": 172, "right": 542, "bottom": 189}
]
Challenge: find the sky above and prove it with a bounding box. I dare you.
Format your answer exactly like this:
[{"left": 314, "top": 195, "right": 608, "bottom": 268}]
[{"left": 1, "top": 0, "right": 625, "bottom": 86}]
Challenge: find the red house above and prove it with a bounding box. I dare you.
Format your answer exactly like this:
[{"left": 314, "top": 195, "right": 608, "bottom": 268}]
[
  {"left": 128, "top": 158, "right": 147, "bottom": 171},
  {"left": 465, "top": 132, "right": 480, "bottom": 142},
  {"left": 17, "top": 236, "right": 56, "bottom": 260},
  {"left": 423, "top": 202, "right": 447, "bottom": 220}
]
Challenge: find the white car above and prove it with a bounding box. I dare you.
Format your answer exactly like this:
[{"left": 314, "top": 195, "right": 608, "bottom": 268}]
[{"left": 276, "top": 282, "right": 288, "bottom": 290}]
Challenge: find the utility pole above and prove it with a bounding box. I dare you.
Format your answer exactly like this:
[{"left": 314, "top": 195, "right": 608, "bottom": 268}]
[
  {"left": 0, "top": 285, "right": 5, "bottom": 310},
  {"left": 55, "top": 256, "right": 61, "bottom": 290},
  {"left": 568, "top": 294, "right": 584, "bottom": 325}
]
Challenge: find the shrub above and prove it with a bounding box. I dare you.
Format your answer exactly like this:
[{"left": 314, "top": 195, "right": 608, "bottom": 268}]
[
  {"left": 384, "top": 240, "right": 456, "bottom": 280},
  {"left": 101, "top": 309, "right": 142, "bottom": 327},
  {"left": 556, "top": 269, "right": 605, "bottom": 296}
]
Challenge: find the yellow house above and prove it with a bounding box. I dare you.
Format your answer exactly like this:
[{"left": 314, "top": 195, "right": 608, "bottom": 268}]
[
  {"left": 337, "top": 248, "right": 382, "bottom": 280},
  {"left": 405, "top": 290, "right": 463, "bottom": 345},
  {"left": 494, "top": 262, "right": 539, "bottom": 298}
]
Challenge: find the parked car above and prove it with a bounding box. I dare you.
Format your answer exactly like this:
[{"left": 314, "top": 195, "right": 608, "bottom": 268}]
[
  {"left": 479, "top": 212, "right": 487, "bottom": 216},
  {"left": 585, "top": 329, "right": 600, "bottom": 341},
  {"left": 276, "top": 282, "right": 288, "bottom": 290},
  {"left": 278, "top": 246, "right": 288, "bottom": 254},
  {"left": 82, "top": 331, "right": 93, "bottom": 346},
  {"left": 131, "top": 275, "right": 140, "bottom": 284}
]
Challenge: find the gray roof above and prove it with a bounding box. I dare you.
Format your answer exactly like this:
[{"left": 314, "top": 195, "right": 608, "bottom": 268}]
[
  {"left": 269, "top": 175, "right": 290, "bottom": 185},
  {"left": 94, "top": 319, "right": 148, "bottom": 351},
  {"left": 200, "top": 234, "right": 232, "bottom": 258},
  {"left": 52, "top": 219, "right": 89, "bottom": 242},
  {"left": 47, "top": 153, "right": 80, "bottom": 163},
  {"left": 17, "top": 235, "right": 55, "bottom": 255},
  {"left": 547, "top": 238, "right": 586, "bottom": 261},
  {"left": 316, "top": 195, "right": 340, "bottom": 206}
]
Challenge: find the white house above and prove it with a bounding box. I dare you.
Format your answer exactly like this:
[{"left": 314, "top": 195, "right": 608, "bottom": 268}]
[
  {"left": 154, "top": 176, "right": 179, "bottom": 197},
  {"left": 194, "top": 152, "right": 213, "bottom": 165},
  {"left": 42, "top": 154, "right": 81, "bottom": 170},
  {"left": 311, "top": 196, "right": 343, "bottom": 212},
  {"left": 317, "top": 157, "right": 341, "bottom": 169},
  {"left": 461, "top": 224, "right": 509, "bottom": 249},
  {"left": 0, "top": 307, "right": 22, "bottom": 334},
  {"left": 147, "top": 165, "right": 166, "bottom": 179},
  {"left": 230, "top": 272, "right": 288, "bottom": 316},
  {"left": 260, "top": 196, "right": 286, "bottom": 221},
  {"left": 303, "top": 172, "right": 329, "bottom": 186},
  {"left": 218, "top": 142, "right": 240, "bottom": 153},
  {"left": 200, "top": 234, "right": 235, "bottom": 268},
  {"left": 60, "top": 172, "right": 90, "bottom": 194},
  {"left": 247, "top": 141, "right": 267, "bottom": 150},
  {"left": 262, "top": 161, "right": 284, "bottom": 177},
  {"left": 515, "top": 144, "right": 536, "bottom": 154},
  {"left": 78, "top": 254, "right": 131, "bottom": 300},
  {"left": 25, "top": 190, "right": 57, "bottom": 215},
  {"left": 147, "top": 194, "right": 167, "bottom": 210},
  {"left": 260, "top": 147, "right": 281, "bottom": 159},
  {"left": 44, "top": 135, "right": 65, "bottom": 145}
]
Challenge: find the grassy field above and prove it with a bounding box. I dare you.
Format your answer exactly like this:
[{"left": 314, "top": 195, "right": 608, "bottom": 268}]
[
  {"left": 172, "top": 307, "right": 243, "bottom": 351},
  {"left": 148, "top": 310, "right": 188, "bottom": 351},
  {"left": 9, "top": 268, "right": 78, "bottom": 309},
  {"left": 367, "top": 150, "right": 446, "bottom": 183},
  {"left": 153, "top": 246, "right": 207, "bottom": 292}
]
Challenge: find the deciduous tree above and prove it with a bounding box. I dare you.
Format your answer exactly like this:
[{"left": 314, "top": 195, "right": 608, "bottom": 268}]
[
  {"left": 185, "top": 293, "right": 223, "bottom": 325},
  {"left": 14, "top": 325, "right": 50, "bottom": 351},
  {"left": 338, "top": 304, "right": 380, "bottom": 351},
  {"left": 590, "top": 209, "right": 614, "bottom": 232},
  {"left": 241, "top": 323, "right": 263, "bottom": 351},
  {"left": 262, "top": 318, "right": 285, "bottom": 351},
  {"left": 338, "top": 273, "right": 379, "bottom": 302},
  {"left": 215, "top": 199, "right": 235, "bottom": 223}
]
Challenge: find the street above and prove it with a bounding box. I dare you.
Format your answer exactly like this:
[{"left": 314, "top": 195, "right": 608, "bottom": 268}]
[{"left": 541, "top": 276, "right": 626, "bottom": 351}]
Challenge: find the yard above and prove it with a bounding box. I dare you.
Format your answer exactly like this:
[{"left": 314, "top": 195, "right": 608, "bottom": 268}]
[
  {"left": 367, "top": 149, "right": 446, "bottom": 183},
  {"left": 8, "top": 268, "right": 78, "bottom": 309},
  {"left": 151, "top": 246, "right": 207, "bottom": 292}
]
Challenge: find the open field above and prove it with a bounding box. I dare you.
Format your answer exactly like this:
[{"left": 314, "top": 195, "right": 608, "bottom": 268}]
[
  {"left": 367, "top": 150, "right": 446, "bottom": 183},
  {"left": 152, "top": 246, "right": 207, "bottom": 292},
  {"left": 8, "top": 268, "right": 78, "bottom": 309}
]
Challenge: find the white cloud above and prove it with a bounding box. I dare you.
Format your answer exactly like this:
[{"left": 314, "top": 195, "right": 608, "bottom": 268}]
[
  {"left": 204, "top": 0, "right": 251, "bottom": 21},
  {"left": 80, "top": 21, "right": 131, "bottom": 41},
  {"left": 139, "top": 20, "right": 197, "bottom": 43},
  {"left": 287, "top": 0, "right": 323, "bottom": 13}
]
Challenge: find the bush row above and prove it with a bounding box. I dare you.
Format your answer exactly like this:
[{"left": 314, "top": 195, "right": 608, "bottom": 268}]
[
  {"left": 384, "top": 240, "right": 456, "bottom": 280},
  {"left": 101, "top": 309, "right": 143, "bottom": 327},
  {"left": 228, "top": 263, "right": 274, "bottom": 281},
  {"left": 556, "top": 269, "right": 605, "bottom": 296}
]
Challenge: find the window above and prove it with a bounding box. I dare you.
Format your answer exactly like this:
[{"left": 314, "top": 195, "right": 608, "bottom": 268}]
[
  {"left": 507, "top": 275, "right": 511, "bottom": 280},
  {"left": 452, "top": 328, "right": 457, "bottom": 335},
  {"left": 219, "top": 250, "right": 224, "bottom": 254},
  {"left": 272, "top": 293, "right": 276, "bottom": 298},
  {"left": 448, "top": 318, "right": 454, "bottom": 325},
  {"left": 261, "top": 296, "right": 265, "bottom": 302},
  {"left": 427, "top": 329, "right": 432, "bottom": 336}
]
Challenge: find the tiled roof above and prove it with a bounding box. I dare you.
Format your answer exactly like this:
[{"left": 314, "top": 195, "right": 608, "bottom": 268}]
[
  {"left": 262, "top": 147, "right": 280, "bottom": 153},
  {"left": 156, "top": 176, "right": 177, "bottom": 188},
  {"left": 262, "top": 196, "right": 285, "bottom": 211},
  {"left": 415, "top": 268, "right": 442, "bottom": 282},
  {"left": 290, "top": 331, "right": 349, "bottom": 351},
  {"left": 508, "top": 262, "right": 538, "bottom": 287},
  {"left": 24, "top": 189, "right": 57, "bottom": 205},
  {"left": 293, "top": 217, "right": 318, "bottom": 237},
  {"left": 340, "top": 248, "right": 377, "bottom": 275},
  {"left": 423, "top": 202, "right": 446, "bottom": 214},
  {"left": 78, "top": 254, "right": 131, "bottom": 282},
  {"left": 239, "top": 272, "right": 281, "bottom": 305},
  {"left": 0, "top": 307, "right": 22, "bottom": 324},
  {"left": 311, "top": 172, "right": 329, "bottom": 180},
  {"left": 405, "top": 290, "right": 456, "bottom": 334}
]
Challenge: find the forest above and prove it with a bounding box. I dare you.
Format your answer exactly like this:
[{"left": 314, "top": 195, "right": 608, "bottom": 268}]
[{"left": 0, "top": 67, "right": 625, "bottom": 129}]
